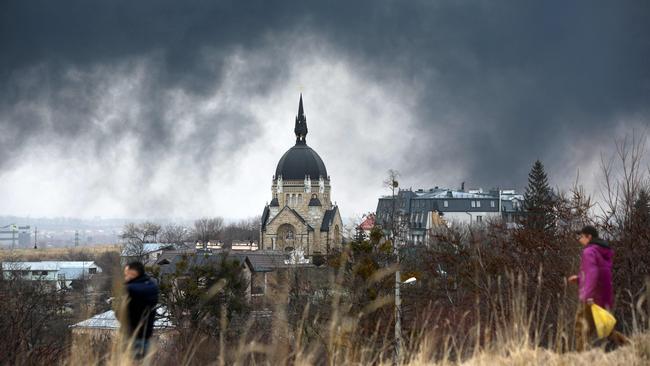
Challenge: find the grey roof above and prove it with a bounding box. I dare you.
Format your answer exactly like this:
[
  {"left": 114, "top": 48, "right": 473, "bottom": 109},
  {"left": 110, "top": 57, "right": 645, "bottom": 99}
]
[
  {"left": 308, "top": 195, "right": 322, "bottom": 206},
  {"left": 320, "top": 206, "right": 338, "bottom": 232},
  {"left": 70, "top": 307, "right": 172, "bottom": 330},
  {"left": 269, "top": 197, "right": 279, "bottom": 207},
  {"left": 261, "top": 206, "right": 270, "bottom": 231},
  {"left": 243, "top": 251, "right": 314, "bottom": 272},
  {"left": 2, "top": 261, "right": 102, "bottom": 279},
  {"left": 2, "top": 261, "right": 99, "bottom": 271},
  {"left": 275, "top": 144, "right": 328, "bottom": 180},
  {"left": 158, "top": 252, "right": 246, "bottom": 277}
]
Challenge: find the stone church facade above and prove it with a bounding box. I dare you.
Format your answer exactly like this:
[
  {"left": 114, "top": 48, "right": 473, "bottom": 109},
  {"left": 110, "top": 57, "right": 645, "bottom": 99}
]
[{"left": 260, "top": 95, "right": 343, "bottom": 255}]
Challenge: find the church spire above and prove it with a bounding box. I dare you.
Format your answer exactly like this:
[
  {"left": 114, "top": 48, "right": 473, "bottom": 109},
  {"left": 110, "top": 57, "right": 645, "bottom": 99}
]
[{"left": 294, "top": 94, "right": 308, "bottom": 145}]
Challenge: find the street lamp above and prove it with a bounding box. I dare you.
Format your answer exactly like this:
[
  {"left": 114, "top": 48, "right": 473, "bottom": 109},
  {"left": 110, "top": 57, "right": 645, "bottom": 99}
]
[{"left": 402, "top": 277, "right": 417, "bottom": 285}]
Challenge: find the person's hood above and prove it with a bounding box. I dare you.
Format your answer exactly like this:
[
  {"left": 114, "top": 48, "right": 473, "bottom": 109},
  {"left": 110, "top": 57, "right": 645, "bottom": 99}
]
[
  {"left": 589, "top": 238, "right": 610, "bottom": 249},
  {"left": 587, "top": 240, "right": 614, "bottom": 262}
]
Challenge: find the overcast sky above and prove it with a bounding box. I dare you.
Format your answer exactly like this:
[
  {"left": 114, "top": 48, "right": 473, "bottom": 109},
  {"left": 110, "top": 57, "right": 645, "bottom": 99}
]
[{"left": 1, "top": 1, "right": 649, "bottom": 220}]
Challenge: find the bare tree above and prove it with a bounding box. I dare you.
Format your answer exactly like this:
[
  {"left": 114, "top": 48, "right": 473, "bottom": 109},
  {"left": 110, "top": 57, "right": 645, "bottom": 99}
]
[
  {"left": 120, "top": 221, "right": 162, "bottom": 260},
  {"left": 0, "top": 274, "right": 69, "bottom": 364},
  {"left": 598, "top": 132, "right": 650, "bottom": 320},
  {"left": 220, "top": 217, "right": 260, "bottom": 245},
  {"left": 194, "top": 217, "right": 224, "bottom": 249},
  {"left": 160, "top": 224, "right": 190, "bottom": 248}
]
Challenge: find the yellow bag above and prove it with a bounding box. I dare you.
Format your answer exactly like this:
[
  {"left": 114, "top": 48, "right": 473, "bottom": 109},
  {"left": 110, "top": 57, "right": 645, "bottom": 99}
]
[{"left": 591, "top": 304, "right": 616, "bottom": 339}]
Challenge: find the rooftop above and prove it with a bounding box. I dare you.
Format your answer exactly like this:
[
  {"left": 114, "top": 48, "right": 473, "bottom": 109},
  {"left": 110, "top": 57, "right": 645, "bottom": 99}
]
[
  {"left": 2, "top": 261, "right": 100, "bottom": 271},
  {"left": 70, "top": 307, "right": 172, "bottom": 330}
]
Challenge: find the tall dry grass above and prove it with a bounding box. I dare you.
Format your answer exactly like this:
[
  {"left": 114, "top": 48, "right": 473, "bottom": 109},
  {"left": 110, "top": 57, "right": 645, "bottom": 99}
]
[{"left": 64, "top": 272, "right": 650, "bottom": 366}]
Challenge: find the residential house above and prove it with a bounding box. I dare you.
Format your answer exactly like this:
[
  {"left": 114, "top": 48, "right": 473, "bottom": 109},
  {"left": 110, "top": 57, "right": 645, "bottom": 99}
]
[
  {"left": 1, "top": 261, "right": 102, "bottom": 289},
  {"left": 120, "top": 242, "right": 175, "bottom": 266},
  {"left": 376, "top": 187, "right": 524, "bottom": 244}
]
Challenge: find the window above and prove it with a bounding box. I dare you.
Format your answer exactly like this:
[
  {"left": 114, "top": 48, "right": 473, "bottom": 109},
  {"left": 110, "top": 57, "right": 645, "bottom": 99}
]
[
  {"left": 89, "top": 268, "right": 97, "bottom": 274},
  {"left": 471, "top": 201, "right": 476, "bottom": 208},
  {"left": 32, "top": 271, "right": 47, "bottom": 276},
  {"left": 491, "top": 201, "right": 496, "bottom": 208},
  {"left": 477, "top": 216, "right": 483, "bottom": 223},
  {"left": 443, "top": 200, "right": 448, "bottom": 208},
  {"left": 476, "top": 201, "right": 481, "bottom": 208}
]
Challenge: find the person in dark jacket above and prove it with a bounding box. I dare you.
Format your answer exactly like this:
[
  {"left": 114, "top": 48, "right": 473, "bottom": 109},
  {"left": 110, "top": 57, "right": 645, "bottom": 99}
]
[
  {"left": 122, "top": 261, "right": 159, "bottom": 358},
  {"left": 568, "top": 226, "right": 627, "bottom": 350}
]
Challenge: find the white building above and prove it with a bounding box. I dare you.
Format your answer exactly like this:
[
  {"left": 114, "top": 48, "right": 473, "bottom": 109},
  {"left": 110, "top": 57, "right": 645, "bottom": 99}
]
[{"left": 2, "top": 261, "right": 102, "bottom": 289}]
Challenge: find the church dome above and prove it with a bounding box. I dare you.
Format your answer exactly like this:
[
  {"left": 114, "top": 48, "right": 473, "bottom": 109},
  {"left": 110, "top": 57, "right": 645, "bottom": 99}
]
[
  {"left": 275, "top": 144, "right": 328, "bottom": 180},
  {"left": 274, "top": 94, "right": 328, "bottom": 180}
]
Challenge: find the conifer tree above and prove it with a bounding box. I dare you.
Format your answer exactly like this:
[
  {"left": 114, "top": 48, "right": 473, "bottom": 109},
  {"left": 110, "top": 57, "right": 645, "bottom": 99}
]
[
  {"left": 523, "top": 160, "right": 555, "bottom": 232},
  {"left": 631, "top": 188, "right": 650, "bottom": 232}
]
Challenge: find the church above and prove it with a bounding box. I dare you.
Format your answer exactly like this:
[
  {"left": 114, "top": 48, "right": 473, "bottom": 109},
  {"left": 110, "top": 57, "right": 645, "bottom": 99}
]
[{"left": 260, "top": 95, "right": 343, "bottom": 255}]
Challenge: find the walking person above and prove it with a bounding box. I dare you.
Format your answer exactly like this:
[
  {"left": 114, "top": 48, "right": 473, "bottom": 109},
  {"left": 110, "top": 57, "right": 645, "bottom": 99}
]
[
  {"left": 121, "top": 261, "right": 160, "bottom": 359},
  {"left": 568, "top": 226, "right": 627, "bottom": 351}
]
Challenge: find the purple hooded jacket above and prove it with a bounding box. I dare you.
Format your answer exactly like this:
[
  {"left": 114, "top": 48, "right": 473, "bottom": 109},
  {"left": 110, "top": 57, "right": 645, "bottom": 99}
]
[{"left": 578, "top": 239, "right": 614, "bottom": 309}]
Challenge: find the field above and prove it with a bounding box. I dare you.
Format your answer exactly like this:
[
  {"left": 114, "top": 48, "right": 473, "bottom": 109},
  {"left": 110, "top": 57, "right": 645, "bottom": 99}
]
[{"left": 0, "top": 244, "right": 121, "bottom": 262}]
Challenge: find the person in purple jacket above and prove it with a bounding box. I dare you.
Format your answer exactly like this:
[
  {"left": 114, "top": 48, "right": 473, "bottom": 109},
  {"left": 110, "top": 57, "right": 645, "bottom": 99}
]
[{"left": 568, "top": 225, "right": 627, "bottom": 350}]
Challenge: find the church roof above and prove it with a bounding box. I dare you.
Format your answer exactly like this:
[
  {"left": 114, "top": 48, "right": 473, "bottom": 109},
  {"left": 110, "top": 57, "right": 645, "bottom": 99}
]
[
  {"left": 274, "top": 95, "right": 328, "bottom": 180},
  {"left": 263, "top": 205, "right": 315, "bottom": 232},
  {"left": 321, "top": 206, "right": 339, "bottom": 232},
  {"left": 269, "top": 197, "right": 279, "bottom": 207},
  {"left": 308, "top": 195, "right": 322, "bottom": 206},
  {"left": 275, "top": 144, "right": 328, "bottom": 180},
  {"left": 261, "top": 206, "right": 270, "bottom": 231}
]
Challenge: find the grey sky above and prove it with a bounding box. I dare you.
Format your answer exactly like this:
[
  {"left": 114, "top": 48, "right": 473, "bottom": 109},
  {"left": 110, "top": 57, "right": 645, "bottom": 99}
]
[{"left": 1, "top": 1, "right": 649, "bottom": 219}]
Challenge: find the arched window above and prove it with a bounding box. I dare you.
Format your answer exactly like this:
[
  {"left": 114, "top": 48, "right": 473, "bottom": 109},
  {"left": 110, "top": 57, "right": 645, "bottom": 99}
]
[
  {"left": 334, "top": 225, "right": 341, "bottom": 244},
  {"left": 277, "top": 223, "right": 296, "bottom": 249}
]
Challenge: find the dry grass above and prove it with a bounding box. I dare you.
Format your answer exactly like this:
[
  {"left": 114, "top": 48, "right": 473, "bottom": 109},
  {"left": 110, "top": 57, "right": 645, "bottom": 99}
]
[
  {"left": 0, "top": 244, "right": 120, "bottom": 261},
  {"left": 63, "top": 272, "right": 650, "bottom": 366},
  {"left": 66, "top": 330, "right": 650, "bottom": 366}
]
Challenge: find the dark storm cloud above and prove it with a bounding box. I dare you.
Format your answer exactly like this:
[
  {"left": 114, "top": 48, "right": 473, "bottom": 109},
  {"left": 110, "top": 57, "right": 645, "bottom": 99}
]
[{"left": 1, "top": 0, "right": 649, "bottom": 208}]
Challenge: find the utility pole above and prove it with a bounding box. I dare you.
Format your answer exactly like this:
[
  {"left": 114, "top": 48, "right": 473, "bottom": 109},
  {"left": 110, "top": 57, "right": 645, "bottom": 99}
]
[
  {"left": 388, "top": 173, "right": 403, "bottom": 365},
  {"left": 74, "top": 230, "right": 79, "bottom": 247},
  {"left": 34, "top": 227, "right": 38, "bottom": 249},
  {"left": 11, "top": 224, "right": 16, "bottom": 250}
]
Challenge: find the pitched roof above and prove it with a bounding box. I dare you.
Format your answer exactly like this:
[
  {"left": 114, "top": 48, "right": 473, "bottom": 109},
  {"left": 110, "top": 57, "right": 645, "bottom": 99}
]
[
  {"left": 261, "top": 206, "right": 271, "bottom": 231},
  {"left": 70, "top": 307, "right": 172, "bottom": 330},
  {"left": 266, "top": 206, "right": 314, "bottom": 231},
  {"left": 244, "top": 250, "right": 317, "bottom": 271},
  {"left": 2, "top": 261, "right": 100, "bottom": 271},
  {"left": 321, "top": 206, "right": 339, "bottom": 232},
  {"left": 358, "top": 214, "right": 375, "bottom": 230},
  {"left": 158, "top": 252, "right": 247, "bottom": 277}
]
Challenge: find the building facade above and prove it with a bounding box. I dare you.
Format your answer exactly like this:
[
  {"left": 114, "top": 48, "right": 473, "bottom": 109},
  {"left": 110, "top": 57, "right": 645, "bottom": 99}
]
[
  {"left": 376, "top": 187, "right": 524, "bottom": 244},
  {"left": 260, "top": 95, "right": 343, "bottom": 255}
]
